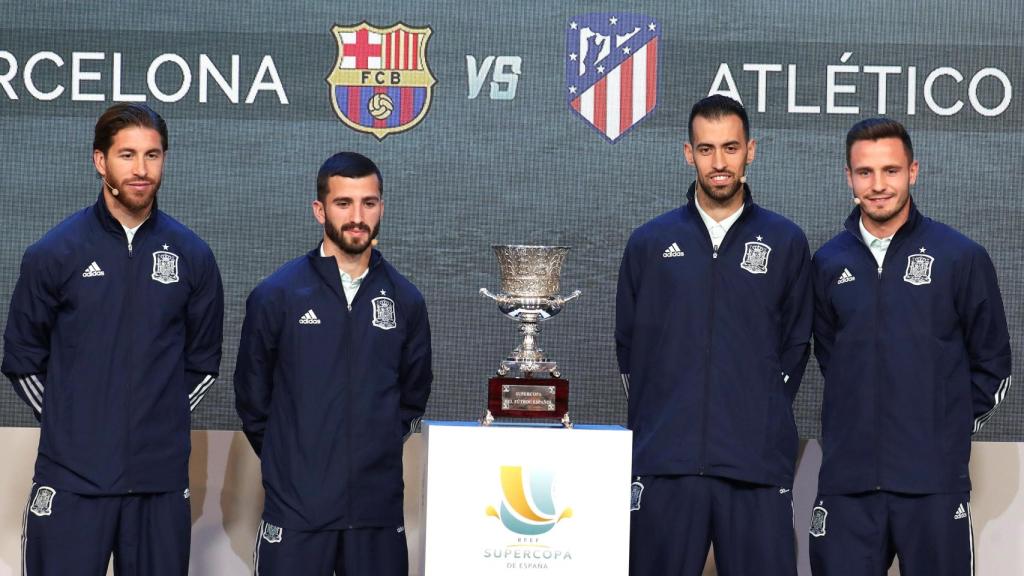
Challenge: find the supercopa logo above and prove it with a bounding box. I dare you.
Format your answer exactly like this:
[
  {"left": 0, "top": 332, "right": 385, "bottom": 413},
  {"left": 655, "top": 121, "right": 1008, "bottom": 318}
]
[
  {"left": 483, "top": 465, "right": 575, "bottom": 570},
  {"left": 486, "top": 465, "right": 572, "bottom": 536},
  {"left": 326, "top": 22, "right": 437, "bottom": 139}
]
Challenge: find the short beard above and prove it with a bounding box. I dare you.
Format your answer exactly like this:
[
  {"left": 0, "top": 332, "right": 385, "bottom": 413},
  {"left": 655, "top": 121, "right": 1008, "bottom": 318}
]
[
  {"left": 862, "top": 193, "right": 910, "bottom": 225},
  {"left": 696, "top": 175, "right": 743, "bottom": 206},
  {"left": 324, "top": 216, "right": 379, "bottom": 256},
  {"left": 109, "top": 178, "right": 159, "bottom": 214}
]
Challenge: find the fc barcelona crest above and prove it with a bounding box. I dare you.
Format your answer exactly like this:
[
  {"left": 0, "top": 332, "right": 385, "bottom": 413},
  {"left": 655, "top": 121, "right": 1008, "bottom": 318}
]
[
  {"left": 565, "top": 13, "right": 660, "bottom": 143},
  {"left": 740, "top": 239, "right": 771, "bottom": 275},
  {"left": 151, "top": 250, "right": 180, "bottom": 284},
  {"left": 372, "top": 296, "right": 398, "bottom": 330},
  {"left": 903, "top": 250, "right": 934, "bottom": 286},
  {"left": 327, "top": 22, "right": 436, "bottom": 140}
]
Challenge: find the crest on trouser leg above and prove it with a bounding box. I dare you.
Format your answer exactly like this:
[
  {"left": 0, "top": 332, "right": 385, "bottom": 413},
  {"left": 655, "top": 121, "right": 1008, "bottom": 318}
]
[
  {"left": 30, "top": 486, "right": 55, "bottom": 517},
  {"left": 262, "top": 522, "right": 283, "bottom": 543},
  {"left": 630, "top": 481, "right": 644, "bottom": 511},
  {"left": 809, "top": 505, "right": 828, "bottom": 537}
]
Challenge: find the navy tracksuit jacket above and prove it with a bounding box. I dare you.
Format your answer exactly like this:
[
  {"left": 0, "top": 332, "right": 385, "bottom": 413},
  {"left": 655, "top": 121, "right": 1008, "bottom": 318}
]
[
  {"left": 234, "top": 247, "right": 432, "bottom": 531},
  {"left": 2, "top": 193, "right": 223, "bottom": 495},
  {"left": 813, "top": 201, "right": 1012, "bottom": 495},
  {"left": 616, "top": 184, "right": 813, "bottom": 487}
]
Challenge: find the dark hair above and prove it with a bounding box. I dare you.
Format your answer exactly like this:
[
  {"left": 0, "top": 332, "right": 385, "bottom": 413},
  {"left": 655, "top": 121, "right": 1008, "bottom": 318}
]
[
  {"left": 688, "top": 95, "right": 750, "bottom": 142},
  {"left": 93, "top": 104, "right": 168, "bottom": 154},
  {"left": 316, "top": 152, "right": 384, "bottom": 202},
  {"left": 846, "top": 117, "right": 914, "bottom": 167}
]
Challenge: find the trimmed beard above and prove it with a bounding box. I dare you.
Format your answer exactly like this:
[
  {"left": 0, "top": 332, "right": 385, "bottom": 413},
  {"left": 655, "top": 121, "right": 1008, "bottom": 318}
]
[
  {"left": 860, "top": 193, "right": 910, "bottom": 225},
  {"left": 108, "top": 176, "right": 160, "bottom": 214},
  {"left": 696, "top": 173, "right": 744, "bottom": 205},
  {"left": 324, "top": 213, "right": 380, "bottom": 256}
]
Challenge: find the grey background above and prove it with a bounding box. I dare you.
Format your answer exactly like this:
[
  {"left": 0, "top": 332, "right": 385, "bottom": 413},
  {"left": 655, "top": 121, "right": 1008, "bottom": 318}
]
[{"left": 0, "top": 1, "right": 1021, "bottom": 440}]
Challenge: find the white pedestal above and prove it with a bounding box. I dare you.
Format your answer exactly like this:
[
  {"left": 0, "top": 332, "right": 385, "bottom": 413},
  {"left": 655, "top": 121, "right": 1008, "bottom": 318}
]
[{"left": 420, "top": 421, "right": 632, "bottom": 576}]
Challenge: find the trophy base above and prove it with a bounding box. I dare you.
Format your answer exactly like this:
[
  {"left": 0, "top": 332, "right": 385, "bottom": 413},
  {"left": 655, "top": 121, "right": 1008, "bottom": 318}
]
[
  {"left": 483, "top": 376, "right": 571, "bottom": 427},
  {"left": 480, "top": 409, "right": 573, "bottom": 429}
]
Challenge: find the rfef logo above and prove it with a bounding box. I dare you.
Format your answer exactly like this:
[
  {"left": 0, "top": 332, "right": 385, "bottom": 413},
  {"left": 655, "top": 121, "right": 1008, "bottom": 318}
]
[
  {"left": 327, "top": 22, "right": 436, "bottom": 139},
  {"left": 486, "top": 466, "right": 572, "bottom": 536},
  {"left": 565, "top": 13, "right": 660, "bottom": 143}
]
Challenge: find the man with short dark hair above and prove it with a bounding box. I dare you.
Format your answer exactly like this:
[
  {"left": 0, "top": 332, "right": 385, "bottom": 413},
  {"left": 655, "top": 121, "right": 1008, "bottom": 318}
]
[
  {"left": 235, "top": 151, "right": 432, "bottom": 575},
  {"left": 616, "top": 95, "right": 812, "bottom": 575},
  {"left": 809, "top": 117, "right": 1012, "bottom": 575},
  {"left": 2, "top": 103, "right": 224, "bottom": 575}
]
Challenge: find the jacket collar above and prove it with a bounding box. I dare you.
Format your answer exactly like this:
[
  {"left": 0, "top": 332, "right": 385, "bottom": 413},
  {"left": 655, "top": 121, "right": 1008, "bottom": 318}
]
[
  {"left": 844, "top": 196, "right": 922, "bottom": 248},
  {"left": 93, "top": 191, "right": 159, "bottom": 238},
  {"left": 307, "top": 244, "right": 384, "bottom": 303},
  {"left": 685, "top": 181, "right": 755, "bottom": 218}
]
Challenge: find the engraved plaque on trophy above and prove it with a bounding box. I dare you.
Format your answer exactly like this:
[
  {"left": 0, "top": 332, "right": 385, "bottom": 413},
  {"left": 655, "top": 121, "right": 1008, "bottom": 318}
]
[{"left": 480, "top": 245, "right": 580, "bottom": 427}]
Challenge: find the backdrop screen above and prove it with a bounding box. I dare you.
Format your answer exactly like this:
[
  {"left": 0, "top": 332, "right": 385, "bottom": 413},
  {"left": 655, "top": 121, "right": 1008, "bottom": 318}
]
[{"left": 1, "top": 1, "right": 1021, "bottom": 440}]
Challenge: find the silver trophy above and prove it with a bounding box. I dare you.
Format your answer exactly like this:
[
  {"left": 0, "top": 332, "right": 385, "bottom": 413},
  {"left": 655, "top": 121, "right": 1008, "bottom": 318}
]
[{"left": 480, "top": 245, "right": 581, "bottom": 378}]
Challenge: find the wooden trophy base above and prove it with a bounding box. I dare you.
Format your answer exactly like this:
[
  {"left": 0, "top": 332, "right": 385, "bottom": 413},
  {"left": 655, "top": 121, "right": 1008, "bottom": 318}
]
[{"left": 484, "top": 376, "right": 570, "bottom": 427}]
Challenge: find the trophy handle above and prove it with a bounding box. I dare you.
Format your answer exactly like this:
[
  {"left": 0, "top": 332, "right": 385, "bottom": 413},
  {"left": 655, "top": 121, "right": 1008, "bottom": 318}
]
[
  {"left": 551, "top": 290, "right": 582, "bottom": 308},
  {"left": 480, "top": 288, "right": 519, "bottom": 308}
]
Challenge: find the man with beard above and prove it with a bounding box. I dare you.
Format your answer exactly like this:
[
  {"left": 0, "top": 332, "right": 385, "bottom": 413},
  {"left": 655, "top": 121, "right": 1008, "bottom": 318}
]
[
  {"left": 809, "top": 118, "right": 1011, "bottom": 575},
  {"left": 616, "top": 95, "right": 812, "bottom": 575},
  {"left": 235, "top": 151, "right": 432, "bottom": 575},
  {"left": 2, "top": 103, "right": 224, "bottom": 575}
]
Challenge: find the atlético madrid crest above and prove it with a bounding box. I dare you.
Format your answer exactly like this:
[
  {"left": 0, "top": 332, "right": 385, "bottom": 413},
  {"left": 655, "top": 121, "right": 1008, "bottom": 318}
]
[
  {"left": 565, "top": 13, "right": 660, "bottom": 143},
  {"left": 327, "top": 23, "right": 436, "bottom": 140}
]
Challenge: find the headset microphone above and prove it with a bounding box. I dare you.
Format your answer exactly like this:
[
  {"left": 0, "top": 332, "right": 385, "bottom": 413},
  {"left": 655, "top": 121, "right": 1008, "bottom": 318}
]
[
  {"left": 853, "top": 197, "right": 862, "bottom": 205},
  {"left": 102, "top": 178, "right": 120, "bottom": 197}
]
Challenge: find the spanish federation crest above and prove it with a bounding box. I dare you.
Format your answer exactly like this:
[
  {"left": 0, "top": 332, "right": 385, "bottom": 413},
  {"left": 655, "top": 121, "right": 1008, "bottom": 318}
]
[
  {"left": 30, "top": 486, "right": 56, "bottom": 517},
  {"left": 262, "top": 522, "right": 283, "bottom": 544},
  {"left": 372, "top": 296, "right": 397, "bottom": 330},
  {"left": 327, "top": 22, "right": 436, "bottom": 140},
  {"left": 740, "top": 239, "right": 771, "bottom": 275},
  {"left": 809, "top": 505, "right": 828, "bottom": 538},
  {"left": 630, "top": 481, "right": 644, "bottom": 511},
  {"left": 903, "top": 250, "right": 934, "bottom": 286},
  {"left": 566, "top": 13, "right": 660, "bottom": 143},
  {"left": 151, "top": 250, "right": 180, "bottom": 284}
]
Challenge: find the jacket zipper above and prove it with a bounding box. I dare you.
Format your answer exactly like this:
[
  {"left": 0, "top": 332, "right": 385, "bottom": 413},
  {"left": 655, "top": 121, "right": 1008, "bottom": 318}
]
[
  {"left": 344, "top": 288, "right": 354, "bottom": 526},
  {"left": 851, "top": 227, "right": 884, "bottom": 491},
  {"left": 695, "top": 201, "right": 749, "bottom": 475},
  {"left": 700, "top": 243, "right": 718, "bottom": 475},
  {"left": 874, "top": 261, "right": 882, "bottom": 491},
  {"left": 124, "top": 231, "right": 136, "bottom": 492},
  {"left": 341, "top": 268, "right": 371, "bottom": 527},
  {"left": 849, "top": 227, "right": 884, "bottom": 491}
]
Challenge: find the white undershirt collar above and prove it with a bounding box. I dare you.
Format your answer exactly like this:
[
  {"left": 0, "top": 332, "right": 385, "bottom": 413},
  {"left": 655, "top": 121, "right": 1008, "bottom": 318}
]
[
  {"left": 859, "top": 217, "right": 892, "bottom": 268},
  {"left": 694, "top": 195, "right": 744, "bottom": 248},
  {"left": 320, "top": 244, "right": 369, "bottom": 305}
]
